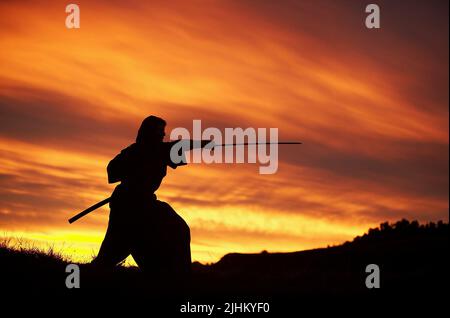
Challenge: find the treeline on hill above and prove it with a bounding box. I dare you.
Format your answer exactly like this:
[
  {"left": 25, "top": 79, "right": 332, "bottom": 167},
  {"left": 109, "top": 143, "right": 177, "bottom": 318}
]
[
  {"left": 197, "top": 219, "right": 448, "bottom": 295},
  {"left": 0, "top": 219, "right": 448, "bottom": 294},
  {"left": 352, "top": 219, "right": 448, "bottom": 243}
]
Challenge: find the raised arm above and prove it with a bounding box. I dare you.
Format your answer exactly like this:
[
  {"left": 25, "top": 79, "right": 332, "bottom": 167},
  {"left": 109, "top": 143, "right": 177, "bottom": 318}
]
[{"left": 106, "top": 146, "right": 135, "bottom": 183}]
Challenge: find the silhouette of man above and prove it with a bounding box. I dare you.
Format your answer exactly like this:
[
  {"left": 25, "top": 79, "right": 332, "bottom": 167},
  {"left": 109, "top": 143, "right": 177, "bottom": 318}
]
[{"left": 92, "top": 116, "right": 210, "bottom": 281}]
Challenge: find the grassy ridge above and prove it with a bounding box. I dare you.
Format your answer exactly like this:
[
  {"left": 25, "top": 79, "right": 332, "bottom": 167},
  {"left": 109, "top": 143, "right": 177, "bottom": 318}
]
[{"left": 1, "top": 219, "right": 448, "bottom": 294}]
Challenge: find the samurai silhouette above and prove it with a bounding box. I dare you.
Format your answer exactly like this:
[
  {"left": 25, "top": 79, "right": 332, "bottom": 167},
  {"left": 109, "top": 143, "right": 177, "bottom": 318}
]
[{"left": 91, "top": 115, "right": 210, "bottom": 281}]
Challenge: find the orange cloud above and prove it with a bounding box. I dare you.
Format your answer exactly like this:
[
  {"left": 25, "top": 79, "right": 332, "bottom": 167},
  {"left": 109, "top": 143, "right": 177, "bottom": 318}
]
[{"left": 0, "top": 0, "right": 448, "bottom": 263}]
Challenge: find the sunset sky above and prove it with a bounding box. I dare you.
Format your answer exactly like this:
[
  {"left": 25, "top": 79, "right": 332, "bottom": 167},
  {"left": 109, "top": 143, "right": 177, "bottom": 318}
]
[{"left": 0, "top": 0, "right": 448, "bottom": 264}]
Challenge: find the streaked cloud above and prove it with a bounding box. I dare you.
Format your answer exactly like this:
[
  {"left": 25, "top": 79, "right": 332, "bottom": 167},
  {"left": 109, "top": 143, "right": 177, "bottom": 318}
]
[{"left": 0, "top": 0, "right": 448, "bottom": 263}]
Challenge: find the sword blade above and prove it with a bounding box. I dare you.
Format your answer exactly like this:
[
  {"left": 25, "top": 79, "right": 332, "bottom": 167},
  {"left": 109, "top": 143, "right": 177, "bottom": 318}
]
[{"left": 215, "top": 141, "right": 302, "bottom": 147}]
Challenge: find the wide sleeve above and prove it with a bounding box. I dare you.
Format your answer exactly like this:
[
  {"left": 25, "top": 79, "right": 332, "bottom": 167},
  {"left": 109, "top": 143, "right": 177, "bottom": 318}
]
[{"left": 107, "top": 147, "right": 133, "bottom": 183}]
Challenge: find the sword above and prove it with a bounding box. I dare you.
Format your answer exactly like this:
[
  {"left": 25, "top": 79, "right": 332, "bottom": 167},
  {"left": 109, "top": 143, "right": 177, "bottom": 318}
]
[
  {"left": 68, "top": 141, "right": 301, "bottom": 224},
  {"left": 214, "top": 141, "right": 302, "bottom": 147}
]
